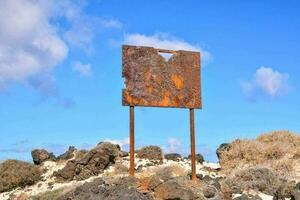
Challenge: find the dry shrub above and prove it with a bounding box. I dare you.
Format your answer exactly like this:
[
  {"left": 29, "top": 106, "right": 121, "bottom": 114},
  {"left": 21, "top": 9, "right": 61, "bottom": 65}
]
[
  {"left": 219, "top": 130, "right": 299, "bottom": 178},
  {"left": 257, "top": 131, "right": 300, "bottom": 147},
  {"left": 0, "top": 160, "right": 42, "bottom": 193},
  {"left": 293, "top": 147, "right": 300, "bottom": 159},
  {"left": 220, "top": 166, "right": 295, "bottom": 198}
]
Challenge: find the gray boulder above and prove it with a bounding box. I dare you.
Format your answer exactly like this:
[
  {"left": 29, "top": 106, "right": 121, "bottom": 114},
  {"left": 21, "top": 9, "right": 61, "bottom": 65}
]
[
  {"left": 57, "top": 146, "right": 76, "bottom": 160},
  {"left": 188, "top": 153, "right": 204, "bottom": 164},
  {"left": 154, "top": 180, "right": 194, "bottom": 200},
  {"left": 54, "top": 142, "right": 120, "bottom": 181},
  {"left": 216, "top": 143, "right": 231, "bottom": 159},
  {"left": 292, "top": 182, "right": 300, "bottom": 200},
  {"left": 136, "top": 146, "right": 163, "bottom": 162},
  {"left": 165, "top": 153, "right": 182, "bottom": 161},
  {"left": 31, "top": 149, "right": 56, "bottom": 165}
]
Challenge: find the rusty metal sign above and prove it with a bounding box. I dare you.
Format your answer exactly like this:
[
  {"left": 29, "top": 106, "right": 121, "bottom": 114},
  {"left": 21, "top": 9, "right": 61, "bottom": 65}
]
[{"left": 122, "top": 45, "right": 201, "bottom": 109}]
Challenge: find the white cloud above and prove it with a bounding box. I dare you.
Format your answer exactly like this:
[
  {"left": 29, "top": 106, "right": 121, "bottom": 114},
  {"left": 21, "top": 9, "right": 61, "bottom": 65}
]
[
  {"left": 72, "top": 61, "right": 92, "bottom": 77},
  {"left": 104, "top": 138, "right": 130, "bottom": 151},
  {"left": 124, "top": 33, "right": 212, "bottom": 65},
  {"left": 241, "top": 67, "right": 290, "bottom": 98},
  {"left": 0, "top": 0, "right": 121, "bottom": 106},
  {"left": 0, "top": 0, "right": 68, "bottom": 89},
  {"left": 163, "top": 137, "right": 182, "bottom": 154}
]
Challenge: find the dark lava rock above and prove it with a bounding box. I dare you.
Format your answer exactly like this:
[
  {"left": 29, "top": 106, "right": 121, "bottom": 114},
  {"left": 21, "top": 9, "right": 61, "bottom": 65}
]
[
  {"left": 0, "top": 160, "right": 42, "bottom": 193},
  {"left": 54, "top": 142, "right": 120, "bottom": 181},
  {"left": 203, "top": 186, "right": 216, "bottom": 198},
  {"left": 291, "top": 182, "right": 300, "bottom": 200},
  {"left": 164, "top": 153, "right": 182, "bottom": 161},
  {"left": 57, "top": 146, "right": 76, "bottom": 160},
  {"left": 188, "top": 153, "right": 204, "bottom": 164},
  {"left": 119, "top": 150, "right": 129, "bottom": 157},
  {"left": 31, "top": 149, "right": 56, "bottom": 165},
  {"left": 233, "top": 194, "right": 262, "bottom": 200},
  {"left": 154, "top": 180, "right": 194, "bottom": 200},
  {"left": 273, "top": 188, "right": 285, "bottom": 200},
  {"left": 136, "top": 146, "right": 163, "bottom": 162},
  {"left": 58, "top": 177, "right": 153, "bottom": 200},
  {"left": 201, "top": 175, "right": 223, "bottom": 191},
  {"left": 216, "top": 143, "right": 231, "bottom": 159}
]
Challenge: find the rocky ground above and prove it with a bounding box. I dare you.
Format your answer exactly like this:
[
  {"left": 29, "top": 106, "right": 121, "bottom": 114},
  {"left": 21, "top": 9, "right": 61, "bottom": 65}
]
[{"left": 0, "top": 131, "right": 300, "bottom": 200}]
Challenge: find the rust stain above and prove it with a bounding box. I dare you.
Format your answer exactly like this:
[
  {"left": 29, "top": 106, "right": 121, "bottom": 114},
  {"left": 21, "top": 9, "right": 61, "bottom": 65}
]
[
  {"left": 122, "top": 45, "right": 201, "bottom": 109},
  {"left": 171, "top": 74, "right": 184, "bottom": 89}
]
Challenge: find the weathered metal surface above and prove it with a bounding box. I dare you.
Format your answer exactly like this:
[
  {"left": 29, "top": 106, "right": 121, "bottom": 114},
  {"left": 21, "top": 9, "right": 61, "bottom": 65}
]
[{"left": 122, "top": 45, "right": 202, "bottom": 109}]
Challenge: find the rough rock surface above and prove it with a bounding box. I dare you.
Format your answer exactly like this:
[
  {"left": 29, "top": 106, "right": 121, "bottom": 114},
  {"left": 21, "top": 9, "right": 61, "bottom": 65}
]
[
  {"left": 136, "top": 146, "right": 163, "bottom": 162},
  {"left": 292, "top": 182, "right": 300, "bottom": 200},
  {"left": 216, "top": 143, "right": 231, "bottom": 159},
  {"left": 54, "top": 142, "right": 120, "bottom": 181},
  {"left": 31, "top": 149, "right": 56, "bottom": 165},
  {"left": 154, "top": 180, "right": 194, "bottom": 200},
  {"left": 58, "top": 177, "right": 154, "bottom": 200},
  {"left": 188, "top": 153, "right": 204, "bottom": 164},
  {"left": 164, "top": 153, "right": 182, "bottom": 161},
  {"left": 0, "top": 160, "right": 42, "bottom": 193},
  {"left": 57, "top": 146, "right": 76, "bottom": 160}
]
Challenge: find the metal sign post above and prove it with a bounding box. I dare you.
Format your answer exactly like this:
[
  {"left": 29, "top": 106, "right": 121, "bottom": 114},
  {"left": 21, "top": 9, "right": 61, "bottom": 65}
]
[
  {"left": 190, "top": 108, "right": 196, "bottom": 180},
  {"left": 129, "top": 106, "right": 135, "bottom": 176},
  {"left": 122, "top": 45, "right": 201, "bottom": 180}
]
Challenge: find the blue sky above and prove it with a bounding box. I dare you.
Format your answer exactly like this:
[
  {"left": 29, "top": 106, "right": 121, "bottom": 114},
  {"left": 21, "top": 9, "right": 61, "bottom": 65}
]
[{"left": 0, "top": 0, "right": 299, "bottom": 162}]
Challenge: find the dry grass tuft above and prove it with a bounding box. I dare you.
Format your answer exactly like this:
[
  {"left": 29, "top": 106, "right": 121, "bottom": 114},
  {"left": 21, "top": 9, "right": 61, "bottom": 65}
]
[
  {"left": 0, "top": 160, "right": 42, "bottom": 193},
  {"left": 220, "top": 166, "right": 295, "bottom": 198},
  {"left": 219, "top": 130, "right": 300, "bottom": 178}
]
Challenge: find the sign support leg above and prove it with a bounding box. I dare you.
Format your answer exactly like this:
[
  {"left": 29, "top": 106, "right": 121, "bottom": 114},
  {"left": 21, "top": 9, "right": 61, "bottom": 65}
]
[
  {"left": 129, "top": 106, "right": 135, "bottom": 176},
  {"left": 190, "top": 108, "right": 196, "bottom": 180}
]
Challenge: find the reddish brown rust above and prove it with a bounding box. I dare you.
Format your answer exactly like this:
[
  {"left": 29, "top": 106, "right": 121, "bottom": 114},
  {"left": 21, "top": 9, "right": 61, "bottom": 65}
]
[{"left": 122, "top": 45, "right": 201, "bottom": 109}]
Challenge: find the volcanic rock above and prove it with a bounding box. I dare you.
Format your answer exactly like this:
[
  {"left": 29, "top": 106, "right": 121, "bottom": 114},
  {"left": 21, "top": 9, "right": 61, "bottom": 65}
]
[
  {"left": 164, "top": 153, "right": 182, "bottom": 161},
  {"left": 31, "top": 149, "right": 56, "bottom": 165},
  {"left": 188, "top": 153, "right": 204, "bottom": 164},
  {"left": 57, "top": 146, "right": 76, "bottom": 160},
  {"left": 54, "top": 142, "right": 120, "bottom": 181},
  {"left": 216, "top": 143, "right": 231, "bottom": 159},
  {"left": 136, "top": 146, "right": 163, "bottom": 162}
]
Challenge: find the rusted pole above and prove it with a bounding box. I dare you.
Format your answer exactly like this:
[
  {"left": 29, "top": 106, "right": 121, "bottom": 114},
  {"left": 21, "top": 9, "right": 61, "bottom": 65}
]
[
  {"left": 190, "top": 108, "right": 196, "bottom": 180},
  {"left": 129, "top": 106, "right": 135, "bottom": 176}
]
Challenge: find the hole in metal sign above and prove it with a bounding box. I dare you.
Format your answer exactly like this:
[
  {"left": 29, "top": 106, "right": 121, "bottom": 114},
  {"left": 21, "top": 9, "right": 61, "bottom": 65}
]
[{"left": 158, "top": 52, "right": 173, "bottom": 62}]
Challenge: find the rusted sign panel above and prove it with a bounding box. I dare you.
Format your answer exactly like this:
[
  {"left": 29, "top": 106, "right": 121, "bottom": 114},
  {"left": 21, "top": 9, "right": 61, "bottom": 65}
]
[{"left": 122, "top": 45, "right": 201, "bottom": 109}]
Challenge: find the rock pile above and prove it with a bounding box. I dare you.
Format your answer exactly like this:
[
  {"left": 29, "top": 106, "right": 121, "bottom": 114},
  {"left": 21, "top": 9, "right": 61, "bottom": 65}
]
[
  {"left": 53, "top": 142, "right": 120, "bottom": 181},
  {"left": 136, "top": 145, "right": 163, "bottom": 163}
]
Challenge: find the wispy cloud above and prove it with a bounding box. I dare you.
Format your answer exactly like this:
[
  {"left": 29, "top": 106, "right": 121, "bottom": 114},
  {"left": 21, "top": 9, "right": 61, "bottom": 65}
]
[
  {"left": 163, "top": 137, "right": 182, "bottom": 154},
  {"left": 241, "top": 66, "right": 290, "bottom": 99},
  {"left": 124, "top": 33, "right": 212, "bottom": 65},
  {"left": 72, "top": 61, "right": 92, "bottom": 77},
  {"left": 0, "top": 140, "right": 68, "bottom": 156}
]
